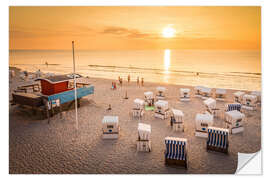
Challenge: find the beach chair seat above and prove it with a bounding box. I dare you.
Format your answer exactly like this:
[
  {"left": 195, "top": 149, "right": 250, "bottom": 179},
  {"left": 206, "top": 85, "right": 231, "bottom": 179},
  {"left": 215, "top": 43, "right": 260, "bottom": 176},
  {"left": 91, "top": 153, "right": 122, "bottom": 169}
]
[
  {"left": 234, "top": 91, "right": 245, "bottom": 103},
  {"left": 154, "top": 100, "right": 170, "bottom": 119},
  {"left": 171, "top": 109, "right": 184, "bottom": 131},
  {"left": 195, "top": 113, "right": 213, "bottom": 138},
  {"left": 180, "top": 88, "right": 190, "bottom": 101},
  {"left": 164, "top": 137, "right": 188, "bottom": 169},
  {"left": 215, "top": 88, "right": 226, "bottom": 101},
  {"left": 156, "top": 86, "right": 166, "bottom": 100},
  {"left": 242, "top": 94, "right": 257, "bottom": 110},
  {"left": 207, "top": 127, "right": 229, "bottom": 153},
  {"left": 137, "top": 123, "right": 151, "bottom": 152},
  {"left": 102, "top": 116, "right": 119, "bottom": 139},
  {"left": 225, "top": 110, "right": 245, "bottom": 134}
]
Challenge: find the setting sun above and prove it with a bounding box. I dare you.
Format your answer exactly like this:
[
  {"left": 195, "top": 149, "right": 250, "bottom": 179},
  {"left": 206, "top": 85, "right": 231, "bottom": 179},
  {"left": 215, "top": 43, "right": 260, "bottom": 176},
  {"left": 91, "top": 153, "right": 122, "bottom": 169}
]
[{"left": 162, "top": 27, "right": 176, "bottom": 38}]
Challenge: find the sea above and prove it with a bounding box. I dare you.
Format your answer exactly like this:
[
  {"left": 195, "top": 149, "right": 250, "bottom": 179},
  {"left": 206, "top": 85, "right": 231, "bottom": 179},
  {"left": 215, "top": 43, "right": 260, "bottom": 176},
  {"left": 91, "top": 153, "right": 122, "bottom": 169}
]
[{"left": 9, "top": 49, "right": 261, "bottom": 91}]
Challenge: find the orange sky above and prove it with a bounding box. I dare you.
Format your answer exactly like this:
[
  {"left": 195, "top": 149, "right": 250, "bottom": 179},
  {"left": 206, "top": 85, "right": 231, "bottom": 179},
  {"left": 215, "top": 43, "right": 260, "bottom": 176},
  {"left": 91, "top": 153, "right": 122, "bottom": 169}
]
[{"left": 9, "top": 6, "right": 261, "bottom": 50}]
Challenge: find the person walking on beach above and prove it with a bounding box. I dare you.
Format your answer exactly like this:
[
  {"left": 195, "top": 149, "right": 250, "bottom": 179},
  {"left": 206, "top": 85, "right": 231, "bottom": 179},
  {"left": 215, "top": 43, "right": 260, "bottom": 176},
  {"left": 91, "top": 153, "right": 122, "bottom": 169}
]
[
  {"left": 141, "top": 77, "right": 144, "bottom": 87},
  {"left": 128, "top": 74, "right": 130, "bottom": 83},
  {"left": 120, "top": 78, "right": 123, "bottom": 87},
  {"left": 137, "top": 76, "right": 140, "bottom": 87}
]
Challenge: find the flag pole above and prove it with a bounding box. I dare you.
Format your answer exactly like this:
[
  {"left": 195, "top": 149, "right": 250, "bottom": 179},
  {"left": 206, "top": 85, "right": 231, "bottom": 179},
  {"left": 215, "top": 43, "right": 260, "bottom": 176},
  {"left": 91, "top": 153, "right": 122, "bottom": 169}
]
[{"left": 72, "top": 41, "right": 78, "bottom": 130}]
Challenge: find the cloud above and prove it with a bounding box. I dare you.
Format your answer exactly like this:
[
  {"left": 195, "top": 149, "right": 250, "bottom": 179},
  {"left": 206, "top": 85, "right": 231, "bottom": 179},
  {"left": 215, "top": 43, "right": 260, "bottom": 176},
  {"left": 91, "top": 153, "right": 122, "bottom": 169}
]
[{"left": 102, "top": 26, "right": 153, "bottom": 39}]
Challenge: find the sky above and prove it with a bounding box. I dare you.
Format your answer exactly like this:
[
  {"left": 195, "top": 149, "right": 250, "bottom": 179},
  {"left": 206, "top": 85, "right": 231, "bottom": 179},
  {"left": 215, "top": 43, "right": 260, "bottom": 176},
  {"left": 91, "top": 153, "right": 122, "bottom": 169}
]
[{"left": 9, "top": 6, "right": 261, "bottom": 50}]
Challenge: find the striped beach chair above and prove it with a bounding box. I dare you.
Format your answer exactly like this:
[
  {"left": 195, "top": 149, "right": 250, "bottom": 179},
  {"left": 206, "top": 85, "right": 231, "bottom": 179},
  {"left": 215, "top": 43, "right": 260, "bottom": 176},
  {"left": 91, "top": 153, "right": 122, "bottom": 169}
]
[
  {"left": 225, "top": 103, "right": 242, "bottom": 112},
  {"left": 207, "top": 127, "right": 229, "bottom": 153},
  {"left": 164, "top": 137, "right": 188, "bottom": 169},
  {"left": 194, "top": 86, "right": 204, "bottom": 97}
]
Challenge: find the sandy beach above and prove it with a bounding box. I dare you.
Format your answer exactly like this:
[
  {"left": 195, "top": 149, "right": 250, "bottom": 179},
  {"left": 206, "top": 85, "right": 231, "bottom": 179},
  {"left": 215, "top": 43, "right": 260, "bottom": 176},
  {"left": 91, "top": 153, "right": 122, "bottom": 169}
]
[{"left": 9, "top": 67, "right": 261, "bottom": 174}]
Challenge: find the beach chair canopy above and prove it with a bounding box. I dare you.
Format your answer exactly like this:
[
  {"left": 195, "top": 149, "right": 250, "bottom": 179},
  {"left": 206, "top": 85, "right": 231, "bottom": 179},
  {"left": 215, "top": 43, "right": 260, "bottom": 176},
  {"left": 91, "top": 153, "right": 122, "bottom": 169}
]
[
  {"left": 234, "top": 91, "right": 245, "bottom": 97},
  {"left": 226, "top": 103, "right": 242, "bottom": 112},
  {"left": 194, "top": 86, "right": 204, "bottom": 91},
  {"left": 251, "top": 91, "right": 261, "bottom": 101},
  {"left": 203, "top": 98, "right": 216, "bottom": 109},
  {"left": 243, "top": 94, "right": 257, "bottom": 102},
  {"left": 134, "top": 98, "right": 145, "bottom": 106},
  {"left": 180, "top": 88, "right": 190, "bottom": 95},
  {"left": 102, "top": 116, "right": 119, "bottom": 125},
  {"left": 138, "top": 123, "right": 151, "bottom": 140},
  {"left": 156, "top": 86, "right": 166, "bottom": 92},
  {"left": 165, "top": 137, "right": 187, "bottom": 160},
  {"left": 155, "top": 100, "right": 169, "bottom": 110},
  {"left": 172, "top": 109, "right": 184, "bottom": 118},
  {"left": 144, "top": 91, "right": 154, "bottom": 99},
  {"left": 216, "top": 88, "right": 226, "bottom": 95},
  {"left": 195, "top": 113, "right": 214, "bottom": 125},
  {"left": 201, "top": 87, "right": 212, "bottom": 94},
  {"left": 225, "top": 110, "right": 245, "bottom": 120},
  {"left": 207, "top": 127, "right": 229, "bottom": 148}
]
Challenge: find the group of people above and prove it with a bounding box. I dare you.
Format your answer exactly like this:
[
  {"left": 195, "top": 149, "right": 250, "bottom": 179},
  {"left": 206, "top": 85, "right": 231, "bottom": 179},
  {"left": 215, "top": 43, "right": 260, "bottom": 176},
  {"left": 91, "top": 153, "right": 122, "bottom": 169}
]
[{"left": 111, "top": 74, "right": 144, "bottom": 90}]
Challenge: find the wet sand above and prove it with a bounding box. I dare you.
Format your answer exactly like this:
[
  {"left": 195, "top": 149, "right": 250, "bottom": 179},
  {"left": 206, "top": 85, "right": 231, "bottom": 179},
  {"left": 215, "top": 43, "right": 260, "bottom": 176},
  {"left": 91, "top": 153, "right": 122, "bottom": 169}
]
[{"left": 9, "top": 67, "right": 261, "bottom": 174}]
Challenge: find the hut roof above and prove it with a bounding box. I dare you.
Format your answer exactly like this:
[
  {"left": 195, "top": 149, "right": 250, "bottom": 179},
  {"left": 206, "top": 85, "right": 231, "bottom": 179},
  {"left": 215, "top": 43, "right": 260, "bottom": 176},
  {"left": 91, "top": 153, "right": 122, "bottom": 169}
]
[{"left": 35, "top": 75, "right": 73, "bottom": 84}]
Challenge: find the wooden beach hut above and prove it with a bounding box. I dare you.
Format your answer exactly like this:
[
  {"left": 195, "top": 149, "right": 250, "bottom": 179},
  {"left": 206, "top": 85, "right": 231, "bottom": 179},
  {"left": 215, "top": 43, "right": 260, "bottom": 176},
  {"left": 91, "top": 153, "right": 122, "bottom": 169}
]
[{"left": 35, "top": 75, "right": 74, "bottom": 95}]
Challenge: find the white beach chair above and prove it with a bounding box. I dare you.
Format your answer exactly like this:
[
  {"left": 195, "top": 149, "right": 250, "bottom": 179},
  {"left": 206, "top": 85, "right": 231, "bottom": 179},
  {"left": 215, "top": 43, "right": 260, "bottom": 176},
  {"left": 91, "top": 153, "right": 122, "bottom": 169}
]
[
  {"left": 203, "top": 98, "right": 219, "bottom": 117},
  {"left": 207, "top": 127, "right": 229, "bottom": 153},
  {"left": 242, "top": 94, "right": 257, "bottom": 110},
  {"left": 215, "top": 88, "right": 226, "bottom": 101},
  {"left": 102, "top": 116, "right": 119, "bottom": 139},
  {"left": 195, "top": 113, "right": 214, "bottom": 138},
  {"left": 233, "top": 91, "right": 245, "bottom": 103},
  {"left": 156, "top": 86, "right": 166, "bottom": 100},
  {"left": 194, "top": 86, "right": 204, "bottom": 97},
  {"left": 251, "top": 91, "right": 261, "bottom": 104},
  {"left": 154, "top": 100, "right": 170, "bottom": 119},
  {"left": 133, "top": 98, "right": 145, "bottom": 118},
  {"left": 225, "top": 110, "right": 245, "bottom": 134},
  {"left": 144, "top": 91, "right": 154, "bottom": 106},
  {"left": 170, "top": 109, "right": 184, "bottom": 131},
  {"left": 137, "top": 123, "right": 151, "bottom": 152},
  {"left": 164, "top": 137, "right": 188, "bottom": 169},
  {"left": 201, "top": 87, "right": 212, "bottom": 99},
  {"left": 180, "top": 88, "right": 190, "bottom": 101}
]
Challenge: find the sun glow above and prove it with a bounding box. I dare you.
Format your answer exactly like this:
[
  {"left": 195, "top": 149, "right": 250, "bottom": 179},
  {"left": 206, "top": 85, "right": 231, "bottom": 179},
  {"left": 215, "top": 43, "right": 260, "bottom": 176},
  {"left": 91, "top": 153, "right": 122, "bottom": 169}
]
[{"left": 162, "top": 27, "right": 176, "bottom": 38}]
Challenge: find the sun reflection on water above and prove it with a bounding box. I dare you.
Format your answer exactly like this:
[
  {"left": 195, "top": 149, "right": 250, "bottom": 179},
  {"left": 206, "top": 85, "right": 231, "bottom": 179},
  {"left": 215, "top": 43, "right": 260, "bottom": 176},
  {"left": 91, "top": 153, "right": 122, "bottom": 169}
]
[{"left": 164, "top": 49, "right": 171, "bottom": 74}]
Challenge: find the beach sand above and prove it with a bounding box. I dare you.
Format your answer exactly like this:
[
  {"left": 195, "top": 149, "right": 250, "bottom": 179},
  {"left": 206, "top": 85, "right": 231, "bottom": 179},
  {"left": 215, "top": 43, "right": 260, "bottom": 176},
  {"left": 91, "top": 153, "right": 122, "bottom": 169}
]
[{"left": 9, "top": 67, "right": 261, "bottom": 174}]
